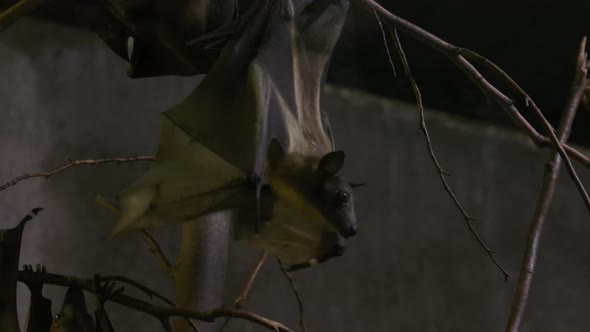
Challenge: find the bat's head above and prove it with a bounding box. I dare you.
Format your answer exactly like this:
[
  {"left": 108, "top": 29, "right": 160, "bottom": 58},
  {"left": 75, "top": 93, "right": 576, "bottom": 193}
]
[
  {"left": 267, "top": 140, "right": 359, "bottom": 239},
  {"left": 50, "top": 287, "right": 93, "bottom": 332},
  {"left": 315, "top": 151, "right": 358, "bottom": 238}
]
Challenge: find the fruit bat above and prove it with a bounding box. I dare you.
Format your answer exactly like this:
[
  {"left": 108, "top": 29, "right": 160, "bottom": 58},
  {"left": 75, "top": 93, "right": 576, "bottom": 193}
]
[
  {"left": 112, "top": 0, "right": 359, "bottom": 269},
  {"left": 0, "top": 208, "right": 42, "bottom": 332},
  {"left": 50, "top": 286, "right": 94, "bottom": 332},
  {"left": 23, "top": 265, "right": 53, "bottom": 332},
  {"left": 99, "top": 0, "right": 237, "bottom": 77},
  {"left": 92, "top": 277, "right": 121, "bottom": 332}
]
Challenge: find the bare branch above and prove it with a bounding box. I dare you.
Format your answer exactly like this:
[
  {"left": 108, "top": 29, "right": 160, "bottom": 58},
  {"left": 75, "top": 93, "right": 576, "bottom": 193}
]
[
  {"left": 233, "top": 252, "right": 268, "bottom": 309},
  {"left": 371, "top": 8, "right": 396, "bottom": 78},
  {"left": 505, "top": 37, "right": 588, "bottom": 332},
  {"left": 277, "top": 259, "right": 306, "bottom": 332},
  {"left": 96, "top": 277, "right": 200, "bottom": 331},
  {"left": 388, "top": 28, "right": 510, "bottom": 280},
  {"left": 18, "top": 270, "right": 293, "bottom": 332},
  {"left": 221, "top": 251, "right": 268, "bottom": 331},
  {"left": 0, "top": 0, "right": 49, "bottom": 31},
  {"left": 140, "top": 230, "right": 176, "bottom": 279},
  {"left": 355, "top": 0, "right": 590, "bottom": 213},
  {"left": 0, "top": 156, "right": 154, "bottom": 192}
]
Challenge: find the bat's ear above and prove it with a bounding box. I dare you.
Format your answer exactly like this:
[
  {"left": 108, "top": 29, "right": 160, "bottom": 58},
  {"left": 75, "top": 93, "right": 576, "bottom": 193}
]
[
  {"left": 267, "top": 139, "right": 286, "bottom": 167},
  {"left": 318, "top": 151, "right": 345, "bottom": 176}
]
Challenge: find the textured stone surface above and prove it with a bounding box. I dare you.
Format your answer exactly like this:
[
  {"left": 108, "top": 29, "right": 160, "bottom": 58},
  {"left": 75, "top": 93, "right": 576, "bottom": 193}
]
[{"left": 1, "top": 20, "right": 589, "bottom": 332}]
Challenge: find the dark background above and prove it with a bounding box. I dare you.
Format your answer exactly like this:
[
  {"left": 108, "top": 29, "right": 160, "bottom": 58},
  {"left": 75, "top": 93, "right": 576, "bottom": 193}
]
[
  {"left": 329, "top": 0, "right": 590, "bottom": 146},
  {"left": 3, "top": 0, "right": 589, "bottom": 145}
]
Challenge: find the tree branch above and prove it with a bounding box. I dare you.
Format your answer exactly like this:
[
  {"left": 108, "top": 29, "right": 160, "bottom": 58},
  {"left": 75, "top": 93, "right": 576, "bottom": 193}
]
[
  {"left": 0, "top": 156, "right": 154, "bottom": 192},
  {"left": 18, "top": 270, "right": 293, "bottom": 332},
  {"left": 140, "top": 230, "right": 176, "bottom": 279},
  {"left": 355, "top": 0, "right": 590, "bottom": 214},
  {"left": 505, "top": 37, "right": 588, "bottom": 332},
  {"left": 386, "top": 27, "right": 510, "bottom": 280},
  {"left": 233, "top": 252, "right": 268, "bottom": 309},
  {"left": 98, "top": 275, "right": 175, "bottom": 306},
  {"left": 277, "top": 259, "right": 306, "bottom": 332},
  {"left": 220, "top": 251, "right": 268, "bottom": 331}
]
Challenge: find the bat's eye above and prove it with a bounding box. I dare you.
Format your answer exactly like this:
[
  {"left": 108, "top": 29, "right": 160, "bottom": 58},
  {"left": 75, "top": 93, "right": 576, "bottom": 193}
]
[{"left": 337, "top": 190, "right": 349, "bottom": 203}]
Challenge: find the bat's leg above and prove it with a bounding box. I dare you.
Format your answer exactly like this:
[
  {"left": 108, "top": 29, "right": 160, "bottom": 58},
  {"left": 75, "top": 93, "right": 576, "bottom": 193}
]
[
  {"left": 23, "top": 264, "right": 53, "bottom": 332},
  {"left": 92, "top": 275, "right": 124, "bottom": 332},
  {"left": 246, "top": 173, "right": 263, "bottom": 233},
  {"left": 255, "top": 181, "right": 262, "bottom": 233}
]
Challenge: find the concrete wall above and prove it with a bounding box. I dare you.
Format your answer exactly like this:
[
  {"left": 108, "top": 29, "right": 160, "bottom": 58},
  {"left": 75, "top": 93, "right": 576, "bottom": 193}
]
[{"left": 1, "top": 20, "right": 589, "bottom": 331}]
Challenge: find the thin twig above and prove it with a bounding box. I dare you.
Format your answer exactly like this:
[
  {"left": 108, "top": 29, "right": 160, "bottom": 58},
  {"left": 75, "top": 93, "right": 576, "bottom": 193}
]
[
  {"left": 220, "top": 252, "right": 268, "bottom": 331},
  {"left": 140, "top": 230, "right": 176, "bottom": 279},
  {"left": 277, "top": 259, "right": 306, "bottom": 332},
  {"left": 355, "top": 0, "right": 590, "bottom": 214},
  {"left": 17, "top": 270, "right": 293, "bottom": 332},
  {"left": 505, "top": 37, "right": 588, "bottom": 332},
  {"left": 371, "top": 8, "right": 396, "bottom": 78},
  {"left": 388, "top": 28, "right": 510, "bottom": 280},
  {"left": 234, "top": 252, "right": 268, "bottom": 308},
  {"left": 0, "top": 0, "right": 49, "bottom": 31},
  {"left": 450, "top": 53, "right": 590, "bottom": 213},
  {"left": 0, "top": 156, "right": 155, "bottom": 192}
]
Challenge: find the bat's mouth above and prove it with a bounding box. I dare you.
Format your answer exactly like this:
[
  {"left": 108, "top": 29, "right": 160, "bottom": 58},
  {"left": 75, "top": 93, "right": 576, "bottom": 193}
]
[
  {"left": 284, "top": 244, "right": 345, "bottom": 271},
  {"left": 341, "top": 225, "right": 358, "bottom": 238}
]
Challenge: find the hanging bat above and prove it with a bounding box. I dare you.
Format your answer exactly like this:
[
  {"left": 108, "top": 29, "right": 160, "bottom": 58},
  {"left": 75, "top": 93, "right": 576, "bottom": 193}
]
[
  {"left": 23, "top": 264, "right": 53, "bottom": 332},
  {"left": 99, "top": 0, "right": 237, "bottom": 78},
  {"left": 111, "top": 0, "right": 359, "bottom": 269},
  {"left": 0, "top": 208, "right": 42, "bottom": 332},
  {"left": 50, "top": 286, "right": 94, "bottom": 332},
  {"left": 92, "top": 275, "right": 123, "bottom": 332}
]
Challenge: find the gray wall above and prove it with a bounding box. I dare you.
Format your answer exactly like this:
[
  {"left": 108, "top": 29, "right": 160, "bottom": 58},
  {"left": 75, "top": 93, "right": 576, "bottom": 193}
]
[{"left": 1, "top": 20, "right": 589, "bottom": 332}]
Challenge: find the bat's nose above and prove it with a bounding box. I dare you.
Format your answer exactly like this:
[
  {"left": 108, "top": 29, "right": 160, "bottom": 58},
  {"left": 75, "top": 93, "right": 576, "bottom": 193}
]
[{"left": 343, "top": 225, "right": 357, "bottom": 238}]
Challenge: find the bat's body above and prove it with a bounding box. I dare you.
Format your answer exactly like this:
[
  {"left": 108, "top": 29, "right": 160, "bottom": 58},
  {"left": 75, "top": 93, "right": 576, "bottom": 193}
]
[
  {"left": 114, "top": 0, "right": 357, "bottom": 268},
  {"left": 235, "top": 184, "right": 346, "bottom": 269},
  {"left": 23, "top": 266, "right": 53, "bottom": 332},
  {"left": 50, "top": 287, "right": 94, "bottom": 332},
  {"left": 100, "top": 0, "right": 237, "bottom": 77},
  {"left": 25, "top": 292, "right": 53, "bottom": 332}
]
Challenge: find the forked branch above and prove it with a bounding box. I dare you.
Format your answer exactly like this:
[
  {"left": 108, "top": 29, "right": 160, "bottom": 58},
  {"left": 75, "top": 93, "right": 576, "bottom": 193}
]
[
  {"left": 505, "top": 37, "right": 588, "bottom": 332},
  {"left": 18, "top": 270, "right": 293, "bottom": 332},
  {"left": 220, "top": 251, "right": 268, "bottom": 331},
  {"left": 356, "top": 0, "right": 590, "bottom": 213}
]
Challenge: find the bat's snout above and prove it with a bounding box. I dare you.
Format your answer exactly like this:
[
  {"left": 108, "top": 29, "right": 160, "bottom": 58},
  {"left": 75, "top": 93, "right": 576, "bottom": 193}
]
[{"left": 342, "top": 225, "right": 357, "bottom": 238}]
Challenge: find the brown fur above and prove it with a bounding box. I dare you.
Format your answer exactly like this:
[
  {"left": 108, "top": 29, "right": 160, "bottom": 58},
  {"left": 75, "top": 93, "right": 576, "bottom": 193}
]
[{"left": 266, "top": 153, "right": 329, "bottom": 227}]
